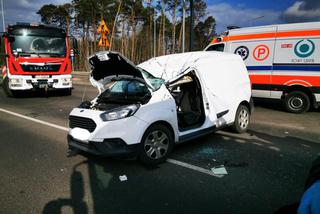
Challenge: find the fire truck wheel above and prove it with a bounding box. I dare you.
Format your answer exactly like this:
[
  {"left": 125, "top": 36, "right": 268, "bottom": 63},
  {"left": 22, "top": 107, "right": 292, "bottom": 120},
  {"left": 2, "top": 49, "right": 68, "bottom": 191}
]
[
  {"left": 284, "top": 91, "right": 310, "bottom": 114},
  {"left": 64, "top": 89, "right": 72, "bottom": 96},
  {"left": 2, "top": 77, "right": 14, "bottom": 97}
]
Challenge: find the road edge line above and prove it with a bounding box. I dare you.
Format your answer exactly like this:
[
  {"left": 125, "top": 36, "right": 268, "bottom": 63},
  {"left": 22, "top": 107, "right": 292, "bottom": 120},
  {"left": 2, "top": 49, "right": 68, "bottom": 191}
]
[{"left": 0, "top": 108, "right": 69, "bottom": 132}]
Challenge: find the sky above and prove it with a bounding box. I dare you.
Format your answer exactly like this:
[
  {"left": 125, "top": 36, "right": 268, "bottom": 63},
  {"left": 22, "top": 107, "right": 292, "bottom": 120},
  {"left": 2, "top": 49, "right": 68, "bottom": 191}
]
[{"left": 0, "top": 0, "right": 320, "bottom": 33}]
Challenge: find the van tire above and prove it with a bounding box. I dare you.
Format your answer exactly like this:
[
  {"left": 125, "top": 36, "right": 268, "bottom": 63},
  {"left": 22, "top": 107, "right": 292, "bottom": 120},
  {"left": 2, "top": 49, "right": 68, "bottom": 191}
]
[
  {"left": 232, "top": 105, "right": 250, "bottom": 133},
  {"left": 139, "top": 124, "right": 174, "bottom": 165},
  {"left": 284, "top": 91, "right": 310, "bottom": 114}
]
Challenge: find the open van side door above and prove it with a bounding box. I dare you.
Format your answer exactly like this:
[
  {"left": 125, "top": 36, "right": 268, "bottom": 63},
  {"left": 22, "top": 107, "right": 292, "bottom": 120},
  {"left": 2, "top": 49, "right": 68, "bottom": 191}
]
[{"left": 167, "top": 68, "right": 219, "bottom": 139}]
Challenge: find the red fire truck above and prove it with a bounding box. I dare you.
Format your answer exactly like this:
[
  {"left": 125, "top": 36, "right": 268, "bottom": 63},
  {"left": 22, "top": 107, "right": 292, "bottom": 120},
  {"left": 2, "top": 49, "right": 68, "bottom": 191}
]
[{"left": 1, "top": 23, "right": 77, "bottom": 97}]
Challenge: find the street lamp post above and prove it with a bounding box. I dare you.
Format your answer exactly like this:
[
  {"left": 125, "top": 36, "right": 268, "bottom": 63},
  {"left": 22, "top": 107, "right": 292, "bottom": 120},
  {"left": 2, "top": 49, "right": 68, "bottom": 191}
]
[
  {"left": 189, "top": 0, "right": 193, "bottom": 52},
  {"left": 182, "top": 0, "right": 185, "bottom": 53},
  {"left": 1, "top": 0, "right": 5, "bottom": 31}
]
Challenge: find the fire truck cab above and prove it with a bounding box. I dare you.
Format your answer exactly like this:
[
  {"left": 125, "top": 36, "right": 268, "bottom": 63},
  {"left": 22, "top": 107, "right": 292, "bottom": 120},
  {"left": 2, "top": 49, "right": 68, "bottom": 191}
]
[
  {"left": 1, "top": 23, "right": 76, "bottom": 97},
  {"left": 205, "top": 22, "right": 320, "bottom": 113}
]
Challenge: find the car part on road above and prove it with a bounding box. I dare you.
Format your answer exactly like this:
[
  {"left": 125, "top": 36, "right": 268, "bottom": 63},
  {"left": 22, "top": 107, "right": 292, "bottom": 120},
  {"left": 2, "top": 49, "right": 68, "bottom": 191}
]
[
  {"left": 211, "top": 165, "right": 228, "bottom": 175},
  {"left": 284, "top": 91, "right": 310, "bottom": 114},
  {"left": 139, "top": 124, "right": 174, "bottom": 165}
]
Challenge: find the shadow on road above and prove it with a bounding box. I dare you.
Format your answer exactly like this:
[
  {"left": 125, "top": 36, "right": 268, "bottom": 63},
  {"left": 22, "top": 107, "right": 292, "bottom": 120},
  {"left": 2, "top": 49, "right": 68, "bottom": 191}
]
[
  {"left": 42, "top": 162, "right": 88, "bottom": 214},
  {"left": 42, "top": 128, "right": 320, "bottom": 214}
]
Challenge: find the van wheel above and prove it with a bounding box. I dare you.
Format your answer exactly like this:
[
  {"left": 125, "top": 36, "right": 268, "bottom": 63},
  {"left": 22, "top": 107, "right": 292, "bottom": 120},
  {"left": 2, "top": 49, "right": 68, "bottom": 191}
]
[
  {"left": 284, "top": 91, "right": 310, "bottom": 114},
  {"left": 232, "top": 105, "right": 250, "bottom": 133},
  {"left": 139, "top": 124, "right": 174, "bottom": 165}
]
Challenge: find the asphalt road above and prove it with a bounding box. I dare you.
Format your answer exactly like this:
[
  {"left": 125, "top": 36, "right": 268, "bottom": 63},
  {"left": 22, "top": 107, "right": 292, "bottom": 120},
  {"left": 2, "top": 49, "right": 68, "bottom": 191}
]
[{"left": 0, "top": 82, "right": 320, "bottom": 214}]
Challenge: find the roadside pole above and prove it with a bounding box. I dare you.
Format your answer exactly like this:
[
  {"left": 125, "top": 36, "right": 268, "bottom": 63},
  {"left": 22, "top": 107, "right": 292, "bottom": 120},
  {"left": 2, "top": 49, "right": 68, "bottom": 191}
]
[
  {"left": 1, "top": 0, "right": 5, "bottom": 31},
  {"left": 182, "top": 0, "right": 185, "bottom": 53},
  {"left": 189, "top": 0, "right": 194, "bottom": 51}
]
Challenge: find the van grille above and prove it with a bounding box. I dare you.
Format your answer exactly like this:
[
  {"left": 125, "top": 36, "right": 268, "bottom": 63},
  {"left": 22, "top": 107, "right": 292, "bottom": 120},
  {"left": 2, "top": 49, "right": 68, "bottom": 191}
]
[{"left": 69, "top": 116, "right": 97, "bottom": 133}]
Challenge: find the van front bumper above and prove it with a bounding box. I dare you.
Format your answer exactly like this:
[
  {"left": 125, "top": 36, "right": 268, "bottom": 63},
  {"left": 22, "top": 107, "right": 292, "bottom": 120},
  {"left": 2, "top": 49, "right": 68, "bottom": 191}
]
[{"left": 67, "top": 134, "right": 140, "bottom": 157}]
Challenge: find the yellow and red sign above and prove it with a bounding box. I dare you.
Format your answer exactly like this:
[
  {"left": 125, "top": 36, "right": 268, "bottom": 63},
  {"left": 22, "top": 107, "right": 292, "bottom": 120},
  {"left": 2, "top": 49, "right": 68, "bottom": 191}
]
[{"left": 98, "top": 18, "right": 110, "bottom": 47}]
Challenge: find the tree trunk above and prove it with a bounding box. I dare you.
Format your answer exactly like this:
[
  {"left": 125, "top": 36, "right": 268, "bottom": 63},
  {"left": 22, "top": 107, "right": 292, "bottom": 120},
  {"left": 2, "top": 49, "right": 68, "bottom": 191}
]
[
  {"left": 110, "top": 0, "right": 122, "bottom": 51},
  {"left": 162, "top": 1, "right": 166, "bottom": 55},
  {"left": 171, "top": 1, "right": 177, "bottom": 53},
  {"left": 130, "top": 8, "right": 136, "bottom": 61}
]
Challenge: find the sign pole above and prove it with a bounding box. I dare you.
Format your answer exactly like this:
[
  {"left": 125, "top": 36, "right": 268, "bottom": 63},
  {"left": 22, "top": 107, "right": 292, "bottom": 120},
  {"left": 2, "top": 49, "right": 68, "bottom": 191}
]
[{"left": 1, "top": 0, "right": 5, "bottom": 31}]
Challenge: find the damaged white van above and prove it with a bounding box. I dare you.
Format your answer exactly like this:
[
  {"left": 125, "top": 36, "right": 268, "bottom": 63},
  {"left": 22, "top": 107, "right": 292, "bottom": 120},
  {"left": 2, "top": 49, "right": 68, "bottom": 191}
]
[{"left": 68, "top": 51, "right": 253, "bottom": 165}]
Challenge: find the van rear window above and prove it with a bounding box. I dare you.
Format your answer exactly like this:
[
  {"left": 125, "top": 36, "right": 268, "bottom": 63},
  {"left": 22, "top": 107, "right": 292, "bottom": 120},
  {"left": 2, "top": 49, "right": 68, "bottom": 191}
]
[{"left": 206, "top": 44, "right": 225, "bottom": 52}]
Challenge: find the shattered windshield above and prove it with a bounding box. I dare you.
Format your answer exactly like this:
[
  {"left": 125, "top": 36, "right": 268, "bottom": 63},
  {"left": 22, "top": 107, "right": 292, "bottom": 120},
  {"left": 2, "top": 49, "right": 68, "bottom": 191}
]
[
  {"left": 9, "top": 27, "right": 66, "bottom": 57},
  {"left": 140, "top": 69, "right": 165, "bottom": 91},
  {"left": 97, "top": 79, "right": 151, "bottom": 104}
]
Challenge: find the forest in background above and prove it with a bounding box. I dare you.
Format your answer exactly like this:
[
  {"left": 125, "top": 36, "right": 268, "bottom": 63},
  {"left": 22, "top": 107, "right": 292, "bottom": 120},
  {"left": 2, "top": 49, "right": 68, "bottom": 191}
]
[{"left": 37, "top": 0, "right": 217, "bottom": 71}]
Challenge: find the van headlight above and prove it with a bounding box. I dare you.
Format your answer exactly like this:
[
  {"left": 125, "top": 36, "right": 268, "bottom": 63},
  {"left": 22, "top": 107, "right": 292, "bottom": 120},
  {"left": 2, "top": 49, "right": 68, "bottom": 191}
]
[{"left": 100, "top": 104, "right": 140, "bottom": 121}]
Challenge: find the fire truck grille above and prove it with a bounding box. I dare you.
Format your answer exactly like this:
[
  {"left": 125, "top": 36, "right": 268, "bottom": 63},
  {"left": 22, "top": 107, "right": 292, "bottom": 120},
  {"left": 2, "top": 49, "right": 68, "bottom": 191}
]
[
  {"left": 20, "top": 64, "right": 61, "bottom": 72},
  {"left": 69, "top": 116, "right": 97, "bottom": 133}
]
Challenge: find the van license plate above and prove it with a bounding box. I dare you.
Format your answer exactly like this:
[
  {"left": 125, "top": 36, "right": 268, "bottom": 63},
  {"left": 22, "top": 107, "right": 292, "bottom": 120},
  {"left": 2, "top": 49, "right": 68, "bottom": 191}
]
[{"left": 36, "top": 75, "right": 50, "bottom": 79}]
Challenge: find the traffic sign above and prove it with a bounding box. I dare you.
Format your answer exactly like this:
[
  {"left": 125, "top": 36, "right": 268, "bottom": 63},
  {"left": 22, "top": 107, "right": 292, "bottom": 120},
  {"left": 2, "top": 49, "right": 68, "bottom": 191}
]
[
  {"left": 97, "top": 19, "right": 110, "bottom": 34},
  {"left": 97, "top": 18, "right": 110, "bottom": 47},
  {"left": 98, "top": 37, "right": 110, "bottom": 47}
]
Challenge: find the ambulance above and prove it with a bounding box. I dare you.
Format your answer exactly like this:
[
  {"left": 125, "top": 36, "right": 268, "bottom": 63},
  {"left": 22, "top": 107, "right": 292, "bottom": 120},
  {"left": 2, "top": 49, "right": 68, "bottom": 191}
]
[{"left": 205, "top": 22, "right": 320, "bottom": 113}]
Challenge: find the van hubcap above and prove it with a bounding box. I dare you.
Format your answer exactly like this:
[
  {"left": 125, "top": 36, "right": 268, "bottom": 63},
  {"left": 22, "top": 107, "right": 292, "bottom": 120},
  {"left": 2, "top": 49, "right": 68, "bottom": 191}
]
[
  {"left": 238, "top": 109, "right": 249, "bottom": 129},
  {"left": 289, "top": 97, "right": 303, "bottom": 110},
  {"left": 144, "top": 131, "right": 169, "bottom": 159}
]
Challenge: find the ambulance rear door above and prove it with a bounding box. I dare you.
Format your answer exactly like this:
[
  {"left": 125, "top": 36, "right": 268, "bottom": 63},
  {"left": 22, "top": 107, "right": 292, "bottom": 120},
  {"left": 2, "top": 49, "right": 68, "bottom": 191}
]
[
  {"left": 272, "top": 22, "right": 320, "bottom": 98},
  {"left": 230, "top": 26, "right": 277, "bottom": 98}
]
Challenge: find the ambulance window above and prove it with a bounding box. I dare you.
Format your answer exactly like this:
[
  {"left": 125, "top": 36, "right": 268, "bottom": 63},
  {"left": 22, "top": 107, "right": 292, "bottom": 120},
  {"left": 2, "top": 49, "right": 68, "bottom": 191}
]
[{"left": 206, "top": 44, "right": 225, "bottom": 52}]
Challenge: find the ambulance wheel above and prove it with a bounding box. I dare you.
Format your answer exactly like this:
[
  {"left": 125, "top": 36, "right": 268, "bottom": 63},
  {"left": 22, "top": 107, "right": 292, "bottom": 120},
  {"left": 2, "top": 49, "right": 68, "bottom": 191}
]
[
  {"left": 2, "top": 77, "right": 14, "bottom": 97},
  {"left": 139, "top": 124, "right": 174, "bottom": 165},
  {"left": 284, "top": 91, "right": 310, "bottom": 114},
  {"left": 232, "top": 105, "right": 250, "bottom": 133}
]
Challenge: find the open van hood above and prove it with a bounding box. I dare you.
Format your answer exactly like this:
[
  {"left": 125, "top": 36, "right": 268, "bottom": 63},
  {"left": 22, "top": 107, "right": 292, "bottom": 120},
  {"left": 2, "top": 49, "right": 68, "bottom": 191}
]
[{"left": 89, "top": 51, "right": 146, "bottom": 92}]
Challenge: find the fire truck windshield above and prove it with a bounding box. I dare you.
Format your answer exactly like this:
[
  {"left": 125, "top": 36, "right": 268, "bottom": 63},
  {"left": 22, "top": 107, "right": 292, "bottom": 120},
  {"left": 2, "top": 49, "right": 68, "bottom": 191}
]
[{"left": 9, "top": 27, "right": 67, "bottom": 58}]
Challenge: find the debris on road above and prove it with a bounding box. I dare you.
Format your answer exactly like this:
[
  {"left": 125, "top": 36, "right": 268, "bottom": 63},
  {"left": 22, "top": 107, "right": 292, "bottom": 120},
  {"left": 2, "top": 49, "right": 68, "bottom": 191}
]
[
  {"left": 119, "top": 175, "right": 128, "bottom": 182},
  {"left": 211, "top": 166, "right": 228, "bottom": 175}
]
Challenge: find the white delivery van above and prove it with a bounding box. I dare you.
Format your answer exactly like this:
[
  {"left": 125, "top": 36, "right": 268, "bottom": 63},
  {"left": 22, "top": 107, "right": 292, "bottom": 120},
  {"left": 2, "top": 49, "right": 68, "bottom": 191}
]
[
  {"left": 205, "top": 21, "right": 320, "bottom": 113},
  {"left": 68, "top": 51, "right": 252, "bottom": 165}
]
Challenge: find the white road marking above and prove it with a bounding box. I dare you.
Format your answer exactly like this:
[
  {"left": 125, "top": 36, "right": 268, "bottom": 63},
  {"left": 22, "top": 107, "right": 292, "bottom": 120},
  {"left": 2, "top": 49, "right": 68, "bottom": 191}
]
[
  {"left": 167, "top": 158, "right": 223, "bottom": 178},
  {"left": 0, "top": 108, "right": 68, "bottom": 132},
  {"left": 0, "top": 107, "right": 220, "bottom": 178}
]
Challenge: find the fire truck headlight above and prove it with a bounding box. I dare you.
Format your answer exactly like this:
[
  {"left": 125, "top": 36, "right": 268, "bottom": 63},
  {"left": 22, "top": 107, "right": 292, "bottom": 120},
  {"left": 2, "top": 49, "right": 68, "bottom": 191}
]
[
  {"left": 62, "top": 78, "right": 71, "bottom": 83},
  {"left": 61, "top": 77, "right": 71, "bottom": 86},
  {"left": 9, "top": 78, "right": 23, "bottom": 87},
  {"left": 9, "top": 78, "right": 22, "bottom": 84}
]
